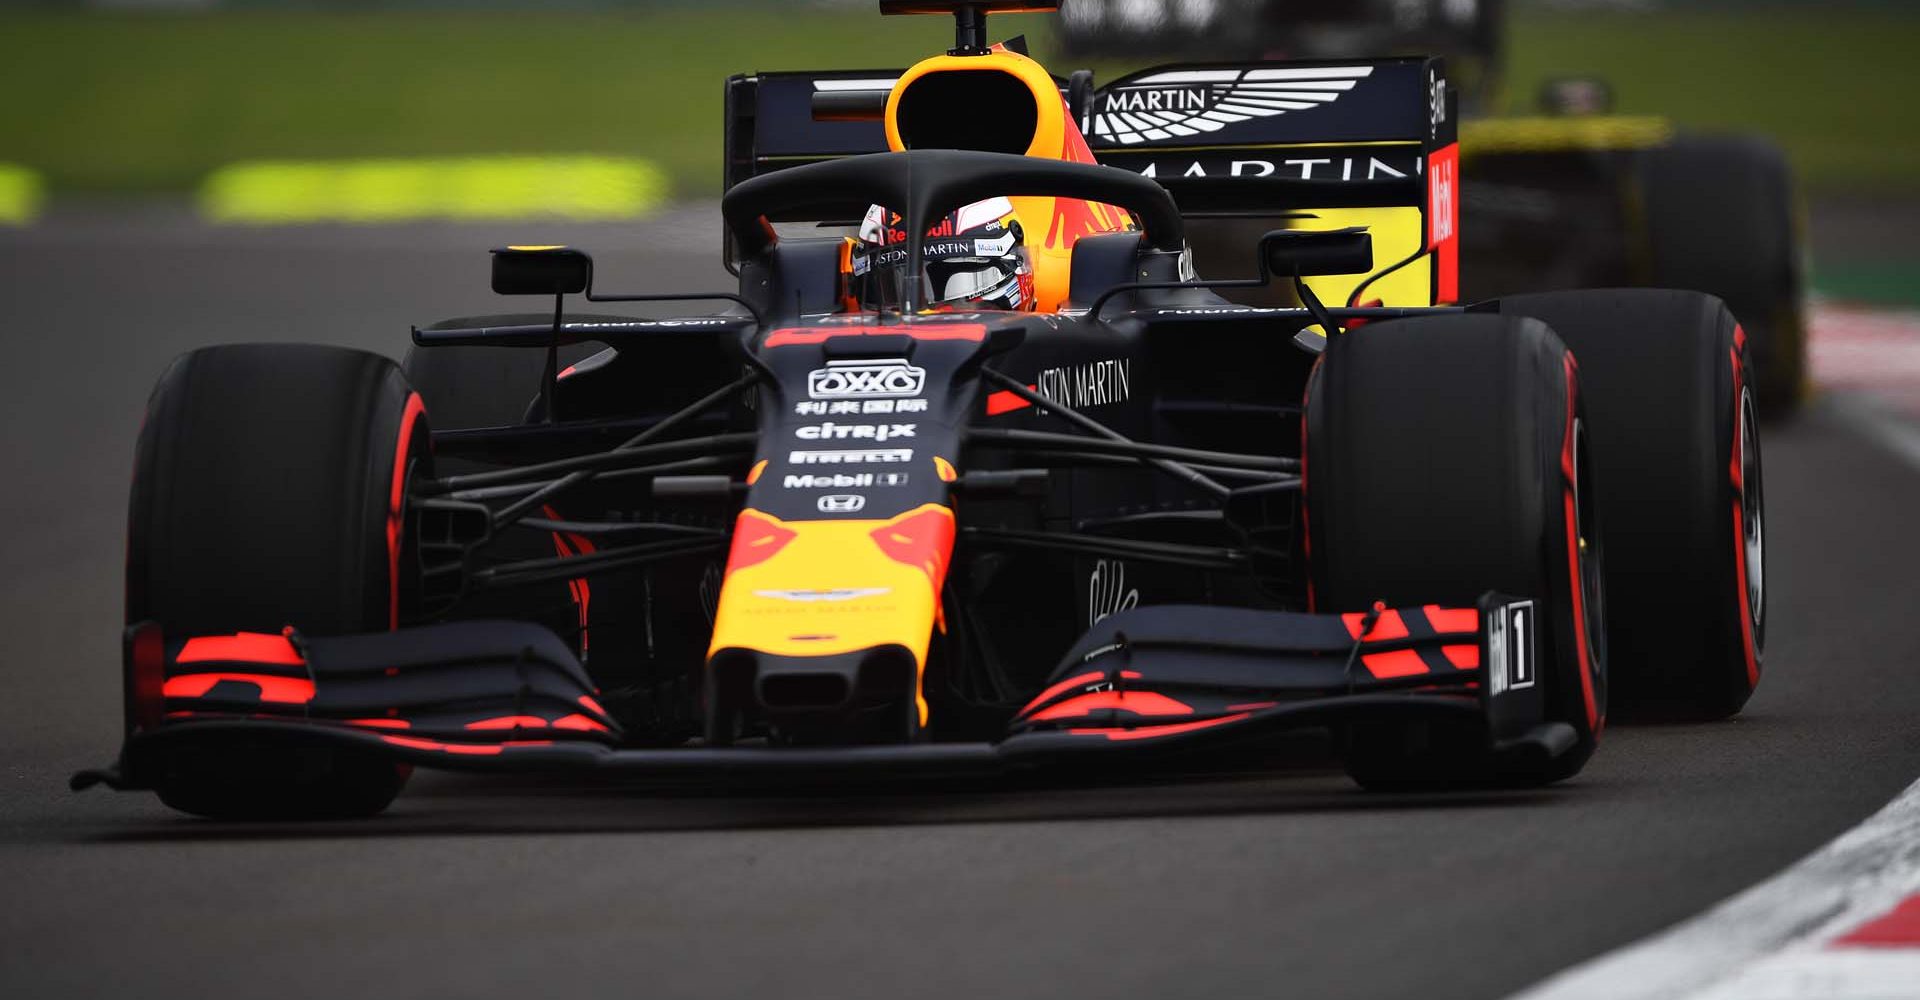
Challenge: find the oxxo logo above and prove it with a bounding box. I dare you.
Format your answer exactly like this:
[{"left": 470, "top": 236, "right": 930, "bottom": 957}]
[
  {"left": 808, "top": 359, "right": 925, "bottom": 400},
  {"left": 817, "top": 494, "right": 865, "bottom": 514}
]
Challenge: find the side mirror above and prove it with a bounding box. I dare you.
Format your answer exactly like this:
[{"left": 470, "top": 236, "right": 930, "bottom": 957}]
[
  {"left": 1261, "top": 228, "right": 1373, "bottom": 278},
  {"left": 491, "top": 245, "right": 592, "bottom": 296}
]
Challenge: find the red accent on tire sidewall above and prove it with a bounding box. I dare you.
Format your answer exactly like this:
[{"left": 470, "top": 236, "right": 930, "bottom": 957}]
[
  {"left": 1729, "top": 326, "right": 1761, "bottom": 686},
  {"left": 387, "top": 392, "right": 427, "bottom": 631},
  {"left": 384, "top": 391, "right": 427, "bottom": 786},
  {"left": 1561, "top": 354, "right": 1601, "bottom": 734}
]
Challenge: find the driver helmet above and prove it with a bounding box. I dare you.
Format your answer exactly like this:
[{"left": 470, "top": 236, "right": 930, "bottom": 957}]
[{"left": 853, "top": 197, "right": 1035, "bottom": 312}]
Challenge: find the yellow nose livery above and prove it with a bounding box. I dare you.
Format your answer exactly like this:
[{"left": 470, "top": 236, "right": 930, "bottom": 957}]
[{"left": 707, "top": 503, "right": 957, "bottom": 717}]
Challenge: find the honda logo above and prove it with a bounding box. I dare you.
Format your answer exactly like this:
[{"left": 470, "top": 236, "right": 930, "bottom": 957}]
[{"left": 817, "top": 494, "right": 866, "bottom": 513}]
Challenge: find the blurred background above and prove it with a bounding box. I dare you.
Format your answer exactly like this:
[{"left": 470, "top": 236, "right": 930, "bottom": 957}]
[
  {"left": 2, "top": 0, "right": 1916, "bottom": 302},
  {"left": 5, "top": 0, "right": 1914, "bottom": 389},
  {"left": 0, "top": 4, "right": 1911, "bottom": 200}
]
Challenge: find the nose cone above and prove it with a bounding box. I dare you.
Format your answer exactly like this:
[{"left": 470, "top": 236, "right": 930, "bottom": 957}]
[
  {"left": 707, "top": 643, "right": 922, "bottom": 745},
  {"left": 705, "top": 504, "right": 955, "bottom": 744}
]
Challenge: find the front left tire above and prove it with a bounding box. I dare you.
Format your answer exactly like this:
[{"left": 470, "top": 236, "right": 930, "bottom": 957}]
[{"left": 127, "top": 343, "right": 430, "bottom": 819}]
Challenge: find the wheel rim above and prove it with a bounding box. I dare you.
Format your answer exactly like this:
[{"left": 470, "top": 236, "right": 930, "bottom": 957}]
[{"left": 1739, "top": 388, "right": 1766, "bottom": 641}]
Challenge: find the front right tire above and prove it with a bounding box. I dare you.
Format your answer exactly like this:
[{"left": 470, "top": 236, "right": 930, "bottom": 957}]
[{"left": 1305, "top": 313, "right": 1606, "bottom": 788}]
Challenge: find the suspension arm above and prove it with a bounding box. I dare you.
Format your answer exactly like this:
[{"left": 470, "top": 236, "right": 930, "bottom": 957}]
[
  {"left": 965, "top": 427, "right": 1300, "bottom": 473},
  {"left": 961, "top": 526, "right": 1247, "bottom": 573}
]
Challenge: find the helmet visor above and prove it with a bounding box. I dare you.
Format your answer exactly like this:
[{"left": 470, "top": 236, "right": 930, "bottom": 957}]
[{"left": 928, "top": 258, "right": 1018, "bottom": 306}]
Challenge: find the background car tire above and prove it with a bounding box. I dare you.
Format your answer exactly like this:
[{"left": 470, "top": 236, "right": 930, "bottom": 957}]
[
  {"left": 1499, "top": 289, "right": 1764, "bottom": 720},
  {"left": 127, "top": 343, "right": 430, "bottom": 819},
  {"left": 1637, "top": 134, "right": 1806, "bottom": 414},
  {"left": 1306, "top": 314, "right": 1606, "bottom": 788},
  {"left": 1305, "top": 316, "right": 1605, "bottom": 783}
]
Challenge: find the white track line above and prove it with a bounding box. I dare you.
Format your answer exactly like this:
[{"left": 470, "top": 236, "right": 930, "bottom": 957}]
[
  {"left": 1510, "top": 778, "right": 1920, "bottom": 1000},
  {"left": 1810, "top": 301, "right": 1920, "bottom": 416},
  {"left": 1813, "top": 301, "right": 1920, "bottom": 468},
  {"left": 1512, "top": 303, "right": 1920, "bottom": 1000}
]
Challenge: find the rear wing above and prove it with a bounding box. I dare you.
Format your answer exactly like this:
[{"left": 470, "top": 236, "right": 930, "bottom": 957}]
[
  {"left": 723, "top": 55, "right": 1460, "bottom": 300},
  {"left": 723, "top": 69, "right": 911, "bottom": 194},
  {"left": 1084, "top": 59, "right": 1454, "bottom": 213}
]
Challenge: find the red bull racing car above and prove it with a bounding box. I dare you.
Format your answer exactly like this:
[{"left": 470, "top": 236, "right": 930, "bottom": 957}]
[{"left": 76, "top": 0, "right": 1766, "bottom": 819}]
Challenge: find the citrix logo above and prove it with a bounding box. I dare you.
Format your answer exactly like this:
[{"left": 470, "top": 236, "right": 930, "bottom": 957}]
[{"left": 794, "top": 422, "right": 917, "bottom": 442}]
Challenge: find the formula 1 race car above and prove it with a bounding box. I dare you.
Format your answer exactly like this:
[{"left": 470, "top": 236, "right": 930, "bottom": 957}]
[
  {"left": 1054, "top": 0, "right": 1808, "bottom": 411},
  {"left": 76, "top": 0, "right": 1765, "bottom": 819}
]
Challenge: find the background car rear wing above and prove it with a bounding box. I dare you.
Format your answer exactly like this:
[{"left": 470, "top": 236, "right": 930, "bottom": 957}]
[{"left": 723, "top": 54, "right": 1460, "bottom": 301}]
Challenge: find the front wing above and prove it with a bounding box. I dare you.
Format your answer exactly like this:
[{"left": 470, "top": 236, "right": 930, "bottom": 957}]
[{"left": 75, "top": 594, "right": 1571, "bottom": 792}]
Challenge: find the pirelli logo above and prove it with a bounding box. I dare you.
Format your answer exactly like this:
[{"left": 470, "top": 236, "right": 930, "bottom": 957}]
[{"left": 788, "top": 449, "right": 914, "bottom": 465}]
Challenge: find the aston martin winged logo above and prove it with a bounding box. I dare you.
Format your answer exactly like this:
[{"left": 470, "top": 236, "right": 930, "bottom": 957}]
[{"left": 1085, "top": 66, "right": 1376, "bottom": 145}]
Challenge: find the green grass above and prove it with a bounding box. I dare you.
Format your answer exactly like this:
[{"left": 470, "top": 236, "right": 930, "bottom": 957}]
[
  {"left": 0, "top": 9, "right": 1054, "bottom": 198},
  {"left": 1812, "top": 262, "right": 1920, "bottom": 306},
  {"left": 0, "top": 8, "right": 1916, "bottom": 199},
  {"left": 0, "top": 163, "right": 45, "bottom": 224}
]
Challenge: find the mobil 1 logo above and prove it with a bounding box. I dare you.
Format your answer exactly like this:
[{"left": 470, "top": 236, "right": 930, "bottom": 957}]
[{"left": 1485, "top": 599, "right": 1536, "bottom": 697}]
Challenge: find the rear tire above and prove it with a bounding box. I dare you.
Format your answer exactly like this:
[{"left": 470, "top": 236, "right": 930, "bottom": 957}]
[
  {"left": 1499, "top": 289, "right": 1763, "bottom": 719},
  {"left": 1637, "top": 134, "right": 1806, "bottom": 414},
  {"left": 1305, "top": 314, "right": 1606, "bottom": 787},
  {"left": 127, "top": 344, "right": 429, "bottom": 819}
]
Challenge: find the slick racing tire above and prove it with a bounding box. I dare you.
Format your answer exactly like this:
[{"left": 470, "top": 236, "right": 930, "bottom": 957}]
[
  {"left": 1305, "top": 314, "right": 1606, "bottom": 788},
  {"left": 127, "top": 344, "right": 431, "bottom": 819},
  {"left": 1499, "top": 290, "right": 1764, "bottom": 720},
  {"left": 1637, "top": 134, "right": 1806, "bottom": 414}
]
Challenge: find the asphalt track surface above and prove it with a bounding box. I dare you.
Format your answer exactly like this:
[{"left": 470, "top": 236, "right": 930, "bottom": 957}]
[{"left": 4, "top": 206, "right": 1920, "bottom": 1000}]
